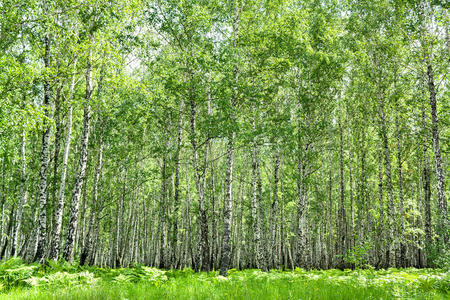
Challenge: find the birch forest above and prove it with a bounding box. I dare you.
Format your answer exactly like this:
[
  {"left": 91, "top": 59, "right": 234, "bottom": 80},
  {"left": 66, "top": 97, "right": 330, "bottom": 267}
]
[{"left": 0, "top": 1, "right": 449, "bottom": 292}]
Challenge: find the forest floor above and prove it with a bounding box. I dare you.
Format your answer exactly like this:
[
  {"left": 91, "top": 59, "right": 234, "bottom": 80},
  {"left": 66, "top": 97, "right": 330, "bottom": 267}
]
[{"left": 0, "top": 259, "right": 448, "bottom": 299}]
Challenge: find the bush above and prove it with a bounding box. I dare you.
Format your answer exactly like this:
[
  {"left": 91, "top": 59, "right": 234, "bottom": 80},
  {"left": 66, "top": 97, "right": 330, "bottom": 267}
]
[
  {"left": 25, "top": 271, "right": 98, "bottom": 289},
  {"left": 0, "top": 258, "right": 38, "bottom": 290},
  {"left": 112, "top": 266, "right": 167, "bottom": 286},
  {"left": 343, "top": 241, "right": 372, "bottom": 269}
]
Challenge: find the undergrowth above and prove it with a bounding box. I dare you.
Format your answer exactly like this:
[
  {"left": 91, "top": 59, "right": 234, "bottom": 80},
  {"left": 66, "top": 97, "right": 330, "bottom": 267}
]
[{"left": 0, "top": 258, "right": 448, "bottom": 299}]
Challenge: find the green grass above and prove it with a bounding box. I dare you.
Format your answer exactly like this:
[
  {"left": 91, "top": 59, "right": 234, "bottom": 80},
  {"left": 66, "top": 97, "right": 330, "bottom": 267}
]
[{"left": 0, "top": 259, "right": 448, "bottom": 299}]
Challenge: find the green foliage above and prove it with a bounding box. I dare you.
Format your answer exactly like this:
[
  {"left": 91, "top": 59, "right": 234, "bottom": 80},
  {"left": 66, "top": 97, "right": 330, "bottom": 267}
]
[
  {"left": 427, "top": 243, "right": 450, "bottom": 270},
  {"left": 111, "top": 266, "right": 168, "bottom": 286},
  {"left": 25, "top": 271, "right": 97, "bottom": 289},
  {"left": 0, "top": 258, "right": 38, "bottom": 290},
  {"left": 343, "top": 241, "right": 373, "bottom": 269},
  {"left": 0, "top": 0, "right": 448, "bottom": 288},
  {"left": 0, "top": 264, "right": 448, "bottom": 299}
]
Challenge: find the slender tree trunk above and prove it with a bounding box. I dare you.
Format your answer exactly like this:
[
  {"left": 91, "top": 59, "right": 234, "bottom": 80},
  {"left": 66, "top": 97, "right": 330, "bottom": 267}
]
[
  {"left": 327, "top": 140, "right": 334, "bottom": 269},
  {"left": 63, "top": 40, "right": 93, "bottom": 263},
  {"left": 143, "top": 188, "right": 150, "bottom": 265},
  {"left": 188, "top": 95, "right": 210, "bottom": 272},
  {"left": 111, "top": 198, "right": 118, "bottom": 267},
  {"left": 346, "top": 116, "right": 355, "bottom": 252},
  {"left": 49, "top": 58, "right": 77, "bottom": 260},
  {"left": 251, "top": 140, "right": 264, "bottom": 270},
  {"left": 377, "top": 145, "right": 385, "bottom": 268},
  {"left": 271, "top": 151, "right": 280, "bottom": 268},
  {"left": 280, "top": 158, "right": 287, "bottom": 270},
  {"left": 79, "top": 168, "right": 89, "bottom": 254},
  {"left": 251, "top": 106, "right": 267, "bottom": 271},
  {"left": 233, "top": 178, "right": 243, "bottom": 269},
  {"left": 349, "top": 147, "right": 355, "bottom": 250},
  {"left": 220, "top": 1, "right": 239, "bottom": 277},
  {"left": 296, "top": 153, "right": 307, "bottom": 268},
  {"left": 378, "top": 96, "right": 396, "bottom": 267},
  {"left": 358, "top": 126, "right": 367, "bottom": 247},
  {"left": 337, "top": 115, "right": 347, "bottom": 268},
  {"left": 426, "top": 62, "right": 448, "bottom": 243},
  {"left": 0, "top": 205, "right": 14, "bottom": 259},
  {"left": 0, "top": 157, "right": 5, "bottom": 247},
  {"left": 49, "top": 80, "right": 63, "bottom": 239},
  {"left": 11, "top": 125, "right": 27, "bottom": 257},
  {"left": 117, "top": 169, "right": 126, "bottom": 267},
  {"left": 220, "top": 135, "right": 234, "bottom": 275},
  {"left": 200, "top": 151, "right": 211, "bottom": 271},
  {"left": 210, "top": 163, "right": 218, "bottom": 270},
  {"left": 422, "top": 97, "right": 432, "bottom": 265},
  {"left": 158, "top": 155, "right": 167, "bottom": 268},
  {"left": 171, "top": 99, "right": 183, "bottom": 269},
  {"left": 80, "top": 134, "right": 103, "bottom": 265},
  {"left": 395, "top": 98, "right": 406, "bottom": 267},
  {"left": 184, "top": 171, "right": 193, "bottom": 268},
  {"left": 34, "top": 23, "right": 52, "bottom": 263}
]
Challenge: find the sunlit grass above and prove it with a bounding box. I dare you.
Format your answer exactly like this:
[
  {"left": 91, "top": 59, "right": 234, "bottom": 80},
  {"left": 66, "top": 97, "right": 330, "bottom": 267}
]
[{"left": 0, "top": 259, "right": 448, "bottom": 299}]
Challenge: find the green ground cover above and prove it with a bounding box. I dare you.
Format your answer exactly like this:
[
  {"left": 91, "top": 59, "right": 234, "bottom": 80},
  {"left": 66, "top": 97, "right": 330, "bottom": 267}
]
[{"left": 0, "top": 258, "right": 448, "bottom": 299}]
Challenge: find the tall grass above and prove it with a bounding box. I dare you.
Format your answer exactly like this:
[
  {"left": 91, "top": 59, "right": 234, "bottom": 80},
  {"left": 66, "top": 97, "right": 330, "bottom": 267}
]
[{"left": 0, "top": 259, "right": 448, "bottom": 299}]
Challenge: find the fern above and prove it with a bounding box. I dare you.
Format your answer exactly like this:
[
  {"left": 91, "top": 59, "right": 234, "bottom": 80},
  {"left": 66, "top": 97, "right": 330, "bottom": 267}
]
[{"left": 0, "top": 258, "right": 38, "bottom": 290}]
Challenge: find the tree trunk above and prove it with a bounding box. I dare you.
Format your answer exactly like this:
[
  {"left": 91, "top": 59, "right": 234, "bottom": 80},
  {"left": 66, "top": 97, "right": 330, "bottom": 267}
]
[
  {"left": 116, "top": 168, "right": 126, "bottom": 267},
  {"left": 171, "top": 99, "right": 183, "bottom": 269},
  {"left": 296, "top": 153, "right": 307, "bottom": 268},
  {"left": 358, "top": 126, "right": 367, "bottom": 247},
  {"left": 251, "top": 106, "right": 267, "bottom": 271},
  {"left": 348, "top": 127, "right": 355, "bottom": 252},
  {"left": 0, "top": 157, "right": 5, "bottom": 250},
  {"left": 426, "top": 62, "right": 448, "bottom": 244},
  {"left": 49, "top": 80, "right": 63, "bottom": 239},
  {"left": 395, "top": 98, "right": 406, "bottom": 267},
  {"left": 251, "top": 139, "right": 265, "bottom": 271},
  {"left": 422, "top": 96, "right": 432, "bottom": 265},
  {"left": 34, "top": 24, "right": 52, "bottom": 263},
  {"left": 377, "top": 145, "right": 385, "bottom": 268},
  {"left": 188, "top": 95, "right": 210, "bottom": 272},
  {"left": 80, "top": 134, "right": 103, "bottom": 266},
  {"left": 49, "top": 58, "right": 77, "bottom": 260},
  {"left": 0, "top": 205, "right": 14, "bottom": 260},
  {"left": 337, "top": 115, "right": 347, "bottom": 268},
  {"left": 280, "top": 158, "right": 287, "bottom": 270},
  {"left": 271, "top": 151, "right": 280, "bottom": 268},
  {"left": 11, "top": 125, "right": 27, "bottom": 257},
  {"left": 62, "top": 40, "right": 93, "bottom": 263},
  {"left": 378, "top": 96, "right": 396, "bottom": 267},
  {"left": 327, "top": 139, "right": 334, "bottom": 269},
  {"left": 220, "top": 136, "right": 234, "bottom": 275},
  {"left": 219, "top": 0, "right": 239, "bottom": 277}
]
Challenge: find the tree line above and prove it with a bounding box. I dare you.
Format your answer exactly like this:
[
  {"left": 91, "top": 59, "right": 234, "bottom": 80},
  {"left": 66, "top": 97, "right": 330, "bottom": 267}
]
[{"left": 0, "top": 0, "right": 448, "bottom": 275}]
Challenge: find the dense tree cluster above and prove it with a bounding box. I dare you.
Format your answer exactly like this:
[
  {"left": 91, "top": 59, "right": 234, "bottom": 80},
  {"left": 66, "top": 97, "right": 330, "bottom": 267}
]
[{"left": 0, "top": 0, "right": 448, "bottom": 275}]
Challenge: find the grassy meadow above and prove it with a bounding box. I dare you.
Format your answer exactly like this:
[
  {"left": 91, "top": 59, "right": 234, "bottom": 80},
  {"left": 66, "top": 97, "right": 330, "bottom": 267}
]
[{"left": 0, "top": 258, "right": 448, "bottom": 299}]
